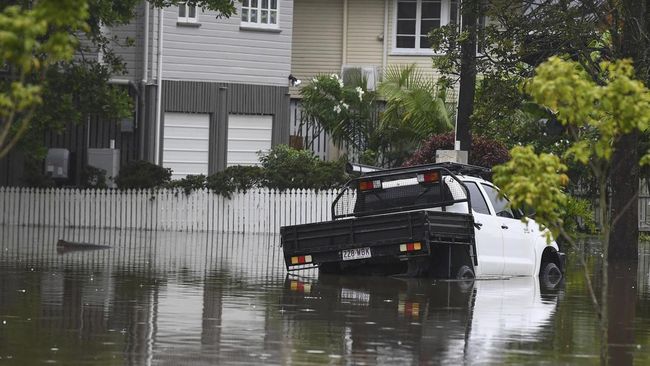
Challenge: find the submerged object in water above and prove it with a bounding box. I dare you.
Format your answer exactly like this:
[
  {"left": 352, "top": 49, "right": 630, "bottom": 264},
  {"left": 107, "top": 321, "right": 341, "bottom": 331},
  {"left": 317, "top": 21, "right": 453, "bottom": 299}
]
[{"left": 57, "top": 239, "right": 111, "bottom": 252}]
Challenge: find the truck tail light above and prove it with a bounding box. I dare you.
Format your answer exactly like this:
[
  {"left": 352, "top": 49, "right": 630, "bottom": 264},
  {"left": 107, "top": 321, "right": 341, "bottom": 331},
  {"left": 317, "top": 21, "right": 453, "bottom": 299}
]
[
  {"left": 400, "top": 242, "right": 422, "bottom": 252},
  {"left": 290, "top": 255, "right": 312, "bottom": 265},
  {"left": 398, "top": 300, "right": 420, "bottom": 319},
  {"left": 290, "top": 280, "right": 311, "bottom": 294},
  {"left": 417, "top": 171, "right": 440, "bottom": 184},
  {"left": 358, "top": 179, "right": 382, "bottom": 191}
]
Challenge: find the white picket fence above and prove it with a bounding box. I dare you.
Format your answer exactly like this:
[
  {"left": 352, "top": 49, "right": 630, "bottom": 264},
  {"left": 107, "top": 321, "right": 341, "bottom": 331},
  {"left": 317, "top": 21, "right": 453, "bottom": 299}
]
[{"left": 0, "top": 187, "right": 342, "bottom": 234}]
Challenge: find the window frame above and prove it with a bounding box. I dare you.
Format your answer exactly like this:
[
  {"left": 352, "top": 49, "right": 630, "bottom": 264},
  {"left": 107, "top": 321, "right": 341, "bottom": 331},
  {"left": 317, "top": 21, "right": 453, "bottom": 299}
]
[
  {"left": 240, "top": 0, "right": 280, "bottom": 30},
  {"left": 178, "top": 3, "right": 199, "bottom": 24},
  {"left": 480, "top": 183, "right": 519, "bottom": 219},
  {"left": 392, "top": 0, "right": 456, "bottom": 55}
]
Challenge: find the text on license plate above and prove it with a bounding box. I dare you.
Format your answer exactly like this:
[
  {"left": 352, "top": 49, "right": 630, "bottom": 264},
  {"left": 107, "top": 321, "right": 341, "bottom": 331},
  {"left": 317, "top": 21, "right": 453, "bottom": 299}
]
[{"left": 342, "top": 247, "right": 372, "bottom": 261}]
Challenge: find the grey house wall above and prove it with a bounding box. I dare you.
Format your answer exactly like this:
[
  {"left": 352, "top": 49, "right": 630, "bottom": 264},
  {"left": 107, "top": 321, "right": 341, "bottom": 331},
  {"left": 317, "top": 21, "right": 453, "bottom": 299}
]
[
  {"left": 159, "top": 1, "right": 293, "bottom": 86},
  {"left": 144, "top": 81, "right": 290, "bottom": 173}
]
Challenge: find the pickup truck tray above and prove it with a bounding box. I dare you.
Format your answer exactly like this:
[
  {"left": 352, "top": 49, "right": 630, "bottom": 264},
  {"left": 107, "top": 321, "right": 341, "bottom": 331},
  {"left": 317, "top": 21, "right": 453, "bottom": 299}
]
[{"left": 281, "top": 210, "right": 476, "bottom": 271}]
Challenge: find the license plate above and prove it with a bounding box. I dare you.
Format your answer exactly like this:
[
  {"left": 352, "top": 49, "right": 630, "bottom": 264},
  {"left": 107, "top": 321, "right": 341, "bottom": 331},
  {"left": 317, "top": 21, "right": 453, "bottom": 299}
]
[{"left": 341, "top": 247, "right": 372, "bottom": 261}]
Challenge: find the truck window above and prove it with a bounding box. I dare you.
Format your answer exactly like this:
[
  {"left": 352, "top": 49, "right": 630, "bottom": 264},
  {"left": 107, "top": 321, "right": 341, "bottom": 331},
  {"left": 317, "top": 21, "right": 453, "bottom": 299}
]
[
  {"left": 465, "top": 181, "right": 490, "bottom": 215},
  {"left": 353, "top": 179, "right": 454, "bottom": 214},
  {"left": 481, "top": 183, "right": 515, "bottom": 218}
]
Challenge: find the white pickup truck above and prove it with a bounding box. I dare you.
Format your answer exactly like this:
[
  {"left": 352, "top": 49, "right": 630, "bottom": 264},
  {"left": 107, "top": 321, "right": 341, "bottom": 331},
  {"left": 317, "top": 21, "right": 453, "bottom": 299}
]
[{"left": 281, "top": 162, "right": 565, "bottom": 282}]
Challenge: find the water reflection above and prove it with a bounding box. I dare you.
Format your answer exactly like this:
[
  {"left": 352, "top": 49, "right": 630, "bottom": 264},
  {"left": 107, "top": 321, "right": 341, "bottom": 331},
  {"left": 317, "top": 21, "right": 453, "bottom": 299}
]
[{"left": 0, "top": 226, "right": 649, "bottom": 365}]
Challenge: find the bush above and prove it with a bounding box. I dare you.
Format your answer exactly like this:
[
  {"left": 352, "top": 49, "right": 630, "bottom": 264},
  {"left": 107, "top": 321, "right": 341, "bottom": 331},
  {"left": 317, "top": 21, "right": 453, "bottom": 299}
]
[
  {"left": 404, "top": 132, "right": 510, "bottom": 169},
  {"left": 167, "top": 174, "right": 207, "bottom": 195},
  {"left": 115, "top": 160, "right": 172, "bottom": 189},
  {"left": 260, "top": 145, "right": 348, "bottom": 190},
  {"left": 82, "top": 166, "right": 108, "bottom": 189},
  {"left": 206, "top": 165, "right": 264, "bottom": 197}
]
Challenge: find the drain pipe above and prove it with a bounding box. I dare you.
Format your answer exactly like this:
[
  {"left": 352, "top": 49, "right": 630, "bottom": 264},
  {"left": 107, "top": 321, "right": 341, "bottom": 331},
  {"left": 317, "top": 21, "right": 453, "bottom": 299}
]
[
  {"left": 382, "top": 0, "right": 388, "bottom": 73},
  {"left": 139, "top": 1, "right": 150, "bottom": 160},
  {"left": 154, "top": 7, "right": 164, "bottom": 165}
]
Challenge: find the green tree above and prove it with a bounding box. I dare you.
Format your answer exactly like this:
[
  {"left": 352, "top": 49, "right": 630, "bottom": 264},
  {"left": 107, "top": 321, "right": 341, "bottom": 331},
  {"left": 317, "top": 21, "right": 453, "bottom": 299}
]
[
  {"left": 493, "top": 57, "right": 650, "bottom": 365},
  {"left": 0, "top": 0, "right": 89, "bottom": 158}
]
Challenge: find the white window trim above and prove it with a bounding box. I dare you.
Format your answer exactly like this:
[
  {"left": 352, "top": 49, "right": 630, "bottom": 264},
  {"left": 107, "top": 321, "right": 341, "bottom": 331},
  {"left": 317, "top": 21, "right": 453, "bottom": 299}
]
[
  {"left": 240, "top": 0, "right": 280, "bottom": 30},
  {"left": 178, "top": 3, "right": 199, "bottom": 23},
  {"left": 391, "top": 0, "right": 455, "bottom": 56}
]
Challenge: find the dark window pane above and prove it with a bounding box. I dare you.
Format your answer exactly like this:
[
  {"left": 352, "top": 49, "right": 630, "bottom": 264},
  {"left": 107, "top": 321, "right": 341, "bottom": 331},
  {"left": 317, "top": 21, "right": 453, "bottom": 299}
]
[
  {"left": 179, "top": 4, "right": 186, "bottom": 17},
  {"left": 189, "top": 6, "right": 196, "bottom": 18},
  {"left": 421, "top": 1, "right": 441, "bottom": 18},
  {"left": 241, "top": 8, "right": 249, "bottom": 21},
  {"left": 262, "top": 0, "right": 268, "bottom": 9},
  {"left": 397, "top": 19, "right": 416, "bottom": 35},
  {"left": 466, "top": 182, "right": 490, "bottom": 215},
  {"left": 252, "top": 0, "right": 258, "bottom": 7},
  {"left": 271, "top": 0, "right": 277, "bottom": 9},
  {"left": 396, "top": 36, "right": 415, "bottom": 48},
  {"left": 450, "top": 0, "right": 459, "bottom": 24},
  {"left": 243, "top": 0, "right": 249, "bottom": 6},
  {"left": 420, "top": 19, "right": 440, "bottom": 33},
  {"left": 420, "top": 36, "right": 431, "bottom": 49},
  {"left": 397, "top": 1, "right": 416, "bottom": 18},
  {"left": 251, "top": 9, "right": 257, "bottom": 22},
  {"left": 481, "top": 183, "right": 514, "bottom": 218}
]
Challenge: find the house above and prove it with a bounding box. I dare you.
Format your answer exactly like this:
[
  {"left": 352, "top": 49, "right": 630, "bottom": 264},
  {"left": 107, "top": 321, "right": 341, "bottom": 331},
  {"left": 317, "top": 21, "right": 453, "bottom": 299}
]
[
  {"left": 288, "top": 0, "right": 460, "bottom": 160},
  {"left": 0, "top": 0, "right": 294, "bottom": 185}
]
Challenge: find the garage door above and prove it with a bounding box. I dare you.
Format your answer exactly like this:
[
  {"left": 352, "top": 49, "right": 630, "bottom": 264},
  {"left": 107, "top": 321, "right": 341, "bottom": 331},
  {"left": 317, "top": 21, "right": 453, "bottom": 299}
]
[
  {"left": 227, "top": 115, "right": 273, "bottom": 166},
  {"left": 163, "top": 112, "right": 210, "bottom": 179}
]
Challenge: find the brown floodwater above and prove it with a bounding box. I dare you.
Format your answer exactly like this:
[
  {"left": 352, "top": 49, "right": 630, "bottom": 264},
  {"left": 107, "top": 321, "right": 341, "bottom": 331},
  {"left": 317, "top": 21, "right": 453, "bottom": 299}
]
[{"left": 0, "top": 226, "right": 649, "bottom": 365}]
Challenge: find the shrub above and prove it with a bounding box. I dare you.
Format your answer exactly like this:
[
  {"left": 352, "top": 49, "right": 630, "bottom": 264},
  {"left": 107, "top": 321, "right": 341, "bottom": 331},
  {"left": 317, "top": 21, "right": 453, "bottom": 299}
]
[
  {"left": 404, "top": 132, "right": 510, "bottom": 169},
  {"left": 206, "top": 165, "right": 264, "bottom": 197},
  {"left": 167, "top": 174, "right": 207, "bottom": 195},
  {"left": 82, "top": 166, "right": 108, "bottom": 189},
  {"left": 115, "top": 160, "right": 172, "bottom": 189},
  {"left": 260, "top": 145, "right": 348, "bottom": 190}
]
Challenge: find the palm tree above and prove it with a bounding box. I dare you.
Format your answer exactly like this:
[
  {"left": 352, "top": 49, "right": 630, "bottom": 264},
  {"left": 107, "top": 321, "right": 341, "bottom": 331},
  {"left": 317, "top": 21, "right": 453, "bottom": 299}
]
[{"left": 379, "top": 64, "right": 453, "bottom": 140}]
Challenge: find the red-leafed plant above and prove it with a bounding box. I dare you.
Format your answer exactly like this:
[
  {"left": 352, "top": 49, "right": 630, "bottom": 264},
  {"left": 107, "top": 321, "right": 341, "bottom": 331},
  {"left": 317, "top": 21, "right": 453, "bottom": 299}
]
[{"left": 403, "top": 132, "right": 510, "bottom": 169}]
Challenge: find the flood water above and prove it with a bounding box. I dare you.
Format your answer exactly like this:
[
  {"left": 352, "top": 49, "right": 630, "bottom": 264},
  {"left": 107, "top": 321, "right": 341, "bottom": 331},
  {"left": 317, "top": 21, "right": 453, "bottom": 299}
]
[{"left": 1, "top": 226, "right": 650, "bottom": 365}]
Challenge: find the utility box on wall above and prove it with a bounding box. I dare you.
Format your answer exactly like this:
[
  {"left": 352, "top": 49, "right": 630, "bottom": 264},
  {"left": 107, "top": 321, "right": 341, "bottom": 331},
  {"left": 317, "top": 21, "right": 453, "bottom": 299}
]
[
  {"left": 45, "top": 148, "right": 70, "bottom": 179},
  {"left": 88, "top": 148, "right": 120, "bottom": 188}
]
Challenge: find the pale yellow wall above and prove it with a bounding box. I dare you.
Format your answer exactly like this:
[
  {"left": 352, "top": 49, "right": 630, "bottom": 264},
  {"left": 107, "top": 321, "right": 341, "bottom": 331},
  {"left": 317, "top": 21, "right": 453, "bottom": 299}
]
[
  {"left": 291, "top": 0, "right": 450, "bottom": 98},
  {"left": 290, "top": 0, "right": 343, "bottom": 97},
  {"left": 345, "top": 0, "right": 384, "bottom": 66}
]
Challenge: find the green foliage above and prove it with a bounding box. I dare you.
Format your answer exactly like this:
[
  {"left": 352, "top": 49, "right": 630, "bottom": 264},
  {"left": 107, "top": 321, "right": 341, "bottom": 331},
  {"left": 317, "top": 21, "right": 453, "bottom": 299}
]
[
  {"left": 0, "top": 0, "right": 89, "bottom": 158},
  {"left": 379, "top": 64, "right": 452, "bottom": 139},
  {"left": 206, "top": 166, "right": 264, "bottom": 198},
  {"left": 115, "top": 160, "right": 171, "bottom": 189},
  {"left": 82, "top": 166, "right": 108, "bottom": 189},
  {"left": 260, "top": 145, "right": 348, "bottom": 191},
  {"left": 300, "top": 73, "right": 378, "bottom": 153},
  {"left": 493, "top": 146, "right": 569, "bottom": 242},
  {"left": 168, "top": 174, "right": 207, "bottom": 195},
  {"left": 562, "top": 196, "right": 597, "bottom": 236},
  {"left": 525, "top": 57, "right": 650, "bottom": 167},
  {"left": 300, "top": 66, "right": 452, "bottom": 167}
]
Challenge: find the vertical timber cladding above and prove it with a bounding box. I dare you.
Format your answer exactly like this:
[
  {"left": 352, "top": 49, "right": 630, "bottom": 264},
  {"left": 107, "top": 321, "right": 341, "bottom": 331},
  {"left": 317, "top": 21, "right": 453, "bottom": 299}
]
[{"left": 161, "top": 80, "right": 290, "bottom": 174}]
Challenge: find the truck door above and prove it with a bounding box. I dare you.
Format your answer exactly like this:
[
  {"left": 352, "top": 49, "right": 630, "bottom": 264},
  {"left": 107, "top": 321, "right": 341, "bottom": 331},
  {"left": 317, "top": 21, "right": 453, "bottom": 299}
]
[
  {"left": 480, "top": 183, "right": 535, "bottom": 276},
  {"left": 465, "top": 182, "right": 504, "bottom": 276}
]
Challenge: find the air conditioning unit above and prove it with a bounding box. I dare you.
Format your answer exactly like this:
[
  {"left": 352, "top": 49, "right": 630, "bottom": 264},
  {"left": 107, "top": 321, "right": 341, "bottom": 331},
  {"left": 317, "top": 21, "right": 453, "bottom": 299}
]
[{"left": 341, "top": 65, "right": 379, "bottom": 91}]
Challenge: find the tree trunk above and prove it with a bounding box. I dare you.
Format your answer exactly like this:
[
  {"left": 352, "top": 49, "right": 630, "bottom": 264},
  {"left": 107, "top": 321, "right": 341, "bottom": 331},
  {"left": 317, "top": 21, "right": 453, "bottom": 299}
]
[
  {"left": 455, "top": 0, "right": 479, "bottom": 153},
  {"left": 608, "top": 0, "right": 645, "bottom": 260}
]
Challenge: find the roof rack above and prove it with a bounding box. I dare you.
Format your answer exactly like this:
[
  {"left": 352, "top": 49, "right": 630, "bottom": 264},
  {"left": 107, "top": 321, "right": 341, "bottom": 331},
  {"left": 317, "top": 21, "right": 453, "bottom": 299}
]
[{"left": 354, "top": 162, "right": 491, "bottom": 178}]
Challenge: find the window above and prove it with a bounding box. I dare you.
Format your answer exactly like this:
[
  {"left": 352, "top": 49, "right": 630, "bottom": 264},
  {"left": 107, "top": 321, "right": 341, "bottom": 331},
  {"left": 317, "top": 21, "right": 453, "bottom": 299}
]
[
  {"left": 178, "top": 3, "right": 198, "bottom": 23},
  {"left": 465, "top": 182, "right": 490, "bottom": 215},
  {"left": 394, "top": 0, "right": 458, "bottom": 53},
  {"left": 241, "top": 0, "right": 278, "bottom": 28},
  {"left": 481, "top": 183, "right": 515, "bottom": 219}
]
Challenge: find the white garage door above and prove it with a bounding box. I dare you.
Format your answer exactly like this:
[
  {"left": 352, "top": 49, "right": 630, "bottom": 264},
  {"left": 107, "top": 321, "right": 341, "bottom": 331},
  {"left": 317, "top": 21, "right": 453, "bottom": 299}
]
[
  {"left": 227, "top": 115, "right": 273, "bottom": 166},
  {"left": 163, "top": 112, "right": 210, "bottom": 180}
]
